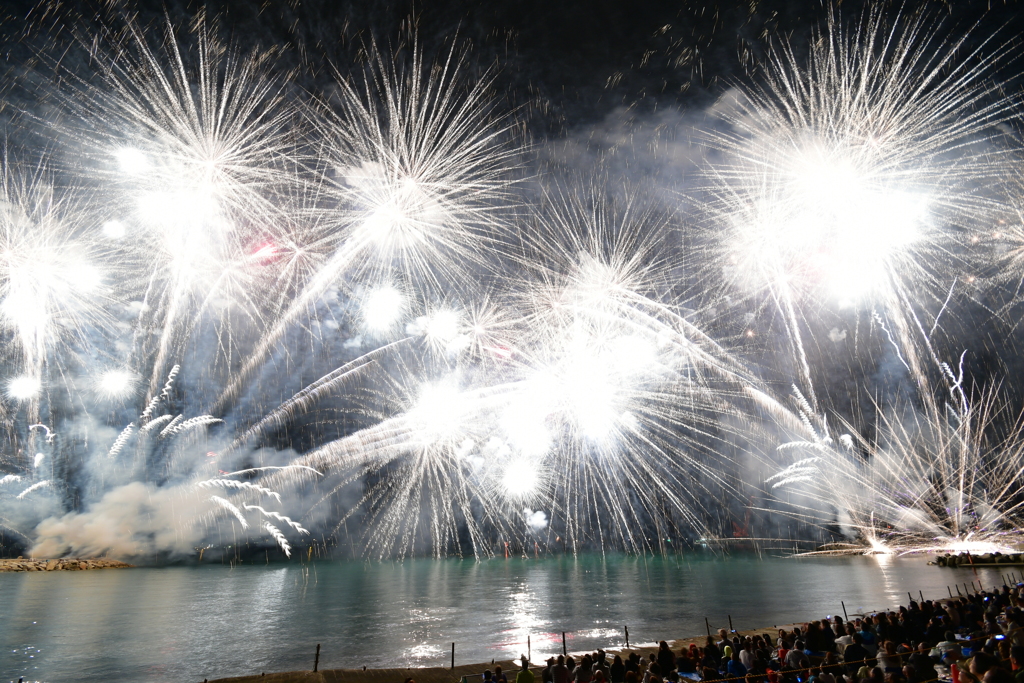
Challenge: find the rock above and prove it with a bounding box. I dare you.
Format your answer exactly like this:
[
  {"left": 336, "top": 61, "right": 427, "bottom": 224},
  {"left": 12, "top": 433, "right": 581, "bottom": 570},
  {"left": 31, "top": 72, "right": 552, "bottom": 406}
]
[
  {"left": 45, "top": 559, "right": 59, "bottom": 571},
  {"left": 78, "top": 561, "right": 87, "bottom": 570}
]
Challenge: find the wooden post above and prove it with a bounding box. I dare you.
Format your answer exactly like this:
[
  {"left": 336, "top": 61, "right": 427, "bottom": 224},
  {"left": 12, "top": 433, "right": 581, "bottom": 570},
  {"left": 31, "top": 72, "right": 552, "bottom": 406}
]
[
  {"left": 563, "top": 632, "right": 567, "bottom": 656},
  {"left": 907, "top": 592, "right": 913, "bottom": 604},
  {"left": 956, "top": 585, "right": 962, "bottom": 596},
  {"left": 728, "top": 615, "right": 734, "bottom": 632},
  {"left": 705, "top": 618, "right": 711, "bottom": 637},
  {"left": 528, "top": 636, "right": 531, "bottom": 663},
  {"left": 452, "top": 642, "right": 455, "bottom": 669},
  {"left": 841, "top": 601, "right": 848, "bottom": 621},
  {"left": 625, "top": 626, "right": 630, "bottom": 649},
  {"left": 948, "top": 586, "right": 953, "bottom": 598},
  {"left": 314, "top": 644, "right": 320, "bottom": 673},
  {"left": 919, "top": 590, "right": 924, "bottom": 604}
]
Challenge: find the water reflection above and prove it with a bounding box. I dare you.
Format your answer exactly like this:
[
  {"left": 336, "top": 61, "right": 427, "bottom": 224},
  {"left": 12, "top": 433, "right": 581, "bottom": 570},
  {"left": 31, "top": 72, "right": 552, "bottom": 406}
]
[{"left": 0, "top": 554, "right": 1013, "bottom": 683}]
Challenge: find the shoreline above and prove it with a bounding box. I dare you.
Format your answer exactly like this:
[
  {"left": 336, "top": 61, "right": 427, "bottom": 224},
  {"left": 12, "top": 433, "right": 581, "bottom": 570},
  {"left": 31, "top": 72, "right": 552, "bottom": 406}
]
[
  {"left": 0, "top": 557, "right": 133, "bottom": 572},
  {"left": 202, "top": 623, "right": 836, "bottom": 683}
]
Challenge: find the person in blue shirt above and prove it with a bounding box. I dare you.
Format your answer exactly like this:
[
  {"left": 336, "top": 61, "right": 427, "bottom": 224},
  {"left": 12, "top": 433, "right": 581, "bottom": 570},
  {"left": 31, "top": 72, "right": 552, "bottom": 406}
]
[{"left": 726, "top": 651, "right": 748, "bottom": 679}]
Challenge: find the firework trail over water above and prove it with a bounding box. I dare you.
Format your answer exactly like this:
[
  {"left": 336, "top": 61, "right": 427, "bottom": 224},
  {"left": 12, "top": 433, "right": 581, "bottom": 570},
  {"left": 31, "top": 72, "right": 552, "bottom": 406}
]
[{"left": 1, "top": 4, "right": 1023, "bottom": 560}]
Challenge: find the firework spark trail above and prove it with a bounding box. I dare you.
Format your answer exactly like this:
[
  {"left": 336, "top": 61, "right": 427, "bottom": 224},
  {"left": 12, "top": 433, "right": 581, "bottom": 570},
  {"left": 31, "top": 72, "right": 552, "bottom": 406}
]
[
  {"left": 16, "top": 480, "right": 50, "bottom": 499},
  {"left": 210, "top": 495, "right": 248, "bottom": 529},
  {"left": 244, "top": 505, "right": 309, "bottom": 534},
  {"left": 107, "top": 423, "right": 135, "bottom": 459},
  {"left": 221, "top": 336, "right": 412, "bottom": 456},
  {"left": 263, "top": 522, "right": 291, "bottom": 557}
]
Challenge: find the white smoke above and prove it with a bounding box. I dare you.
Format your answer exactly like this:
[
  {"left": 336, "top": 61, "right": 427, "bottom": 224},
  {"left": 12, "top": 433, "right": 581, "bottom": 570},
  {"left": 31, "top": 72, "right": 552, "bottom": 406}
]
[{"left": 30, "top": 482, "right": 204, "bottom": 559}]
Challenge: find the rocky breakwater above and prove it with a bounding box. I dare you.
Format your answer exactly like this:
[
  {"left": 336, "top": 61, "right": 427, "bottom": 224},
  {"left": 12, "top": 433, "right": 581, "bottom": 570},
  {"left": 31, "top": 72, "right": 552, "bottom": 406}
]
[
  {"left": 0, "top": 557, "right": 133, "bottom": 572},
  {"left": 933, "top": 551, "right": 1024, "bottom": 567}
]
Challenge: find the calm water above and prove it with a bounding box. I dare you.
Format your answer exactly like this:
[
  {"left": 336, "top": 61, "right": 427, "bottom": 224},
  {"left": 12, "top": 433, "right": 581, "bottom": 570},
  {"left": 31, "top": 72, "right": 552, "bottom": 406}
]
[{"left": 1, "top": 553, "right": 1013, "bottom": 683}]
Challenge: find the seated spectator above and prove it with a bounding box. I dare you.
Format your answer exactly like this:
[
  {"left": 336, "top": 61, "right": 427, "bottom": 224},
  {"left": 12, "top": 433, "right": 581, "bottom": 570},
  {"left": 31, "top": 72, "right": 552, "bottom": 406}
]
[
  {"left": 785, "top": 642, "right": 810, "bottom": 671},
  {"left": 931, "top": 632, "right": 962, "bottom": 665},
  {"left": 676, "top": 652, "right": 696, "bottom": 674},
  {"left": 985, "top": 669, "right": 1015, "bottom": 683},
  {"left": 906, "top": 643, "right": 934, "bottom": 683},
  {"left": 821, "top": 652, "right": 843, "bottom": 678},
  {"left": 742, "top": 643, "right": 756, "bottom": 671},
  {"left": 727, "top": 652, "right": 748, "bottom": 679},
  {"left": 876, "top": 642, "right": 902, "bottom": 674},
  {"left": 859, "top": 627, "right": 878, "bottom": 656},
  {"left": 971, "top": 652, "right": 1001, "bottom": 681},
  {"left": 844, "top": 635, "right": 872, "bottom": 674},
  {"left": 1009, "top": 646, "right": 1024, "bottom": 683}
]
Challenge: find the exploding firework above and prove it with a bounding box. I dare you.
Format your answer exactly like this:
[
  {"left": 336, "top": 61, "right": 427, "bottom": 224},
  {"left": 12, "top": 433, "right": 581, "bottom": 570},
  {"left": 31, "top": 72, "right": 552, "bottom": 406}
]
[
  {"left": 1, "top": 6, "right": 1024, "bottom": 562},
  {"left": 701, "top": 7, "right": 1015, "bottom": 411},
  {"left": 766, "top": 381, "right": 1024, "bottom": 555}
]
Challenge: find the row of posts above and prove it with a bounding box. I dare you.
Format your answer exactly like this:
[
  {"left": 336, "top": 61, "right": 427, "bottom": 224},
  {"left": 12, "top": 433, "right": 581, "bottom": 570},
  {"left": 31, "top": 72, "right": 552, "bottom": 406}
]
[{"left": 306, "top": 574, "right": 1024, "bottom": 673}]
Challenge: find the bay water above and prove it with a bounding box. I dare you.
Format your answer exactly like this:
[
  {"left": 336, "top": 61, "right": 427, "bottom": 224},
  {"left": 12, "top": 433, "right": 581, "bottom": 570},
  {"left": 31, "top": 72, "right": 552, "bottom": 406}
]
[{"left": 1, "top": 553, "right": 1010, "bottom": 682}]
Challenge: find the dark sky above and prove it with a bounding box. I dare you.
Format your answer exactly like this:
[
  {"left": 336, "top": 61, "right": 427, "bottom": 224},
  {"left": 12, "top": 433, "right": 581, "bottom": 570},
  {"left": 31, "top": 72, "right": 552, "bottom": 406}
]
[{"left": 2, "top": 0, "right": 1022, "bottom": 139}]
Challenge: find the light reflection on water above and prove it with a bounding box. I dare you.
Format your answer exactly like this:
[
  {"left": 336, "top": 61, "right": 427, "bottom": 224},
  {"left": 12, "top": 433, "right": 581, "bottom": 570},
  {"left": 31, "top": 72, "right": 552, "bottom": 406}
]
[{"left": 0, "top": 553, "right": 1011, "bottom": 683}]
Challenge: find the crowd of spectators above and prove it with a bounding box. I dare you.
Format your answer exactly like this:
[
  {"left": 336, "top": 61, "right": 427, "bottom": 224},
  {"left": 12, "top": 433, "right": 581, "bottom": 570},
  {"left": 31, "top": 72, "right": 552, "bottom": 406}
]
[{"left": 485, "top": 583, "right": 1024, "bottom": 683}]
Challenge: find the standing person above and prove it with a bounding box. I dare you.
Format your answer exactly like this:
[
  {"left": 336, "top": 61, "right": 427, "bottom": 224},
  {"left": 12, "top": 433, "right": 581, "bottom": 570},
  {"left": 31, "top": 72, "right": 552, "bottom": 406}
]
[
  {"left": 496, "top": 666, "right": 509, "bottom": 683},
  {"left": 518, "top": 657, "right": 536, "bottom": 683},
  {"left": 658, "top": 642, "right": 676, "bottom": 676},
  {"left": 543, "top": 658, "right": 556, "bottom": 683},
  {"left": 705, "top": 637, "right": 722, "bottom": 668},
  {"left": 611, "top": 655, "right": 626, "bottom": 683},
  {"left": 554, "top": 657, "right": 570, "bottom": 683}
]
